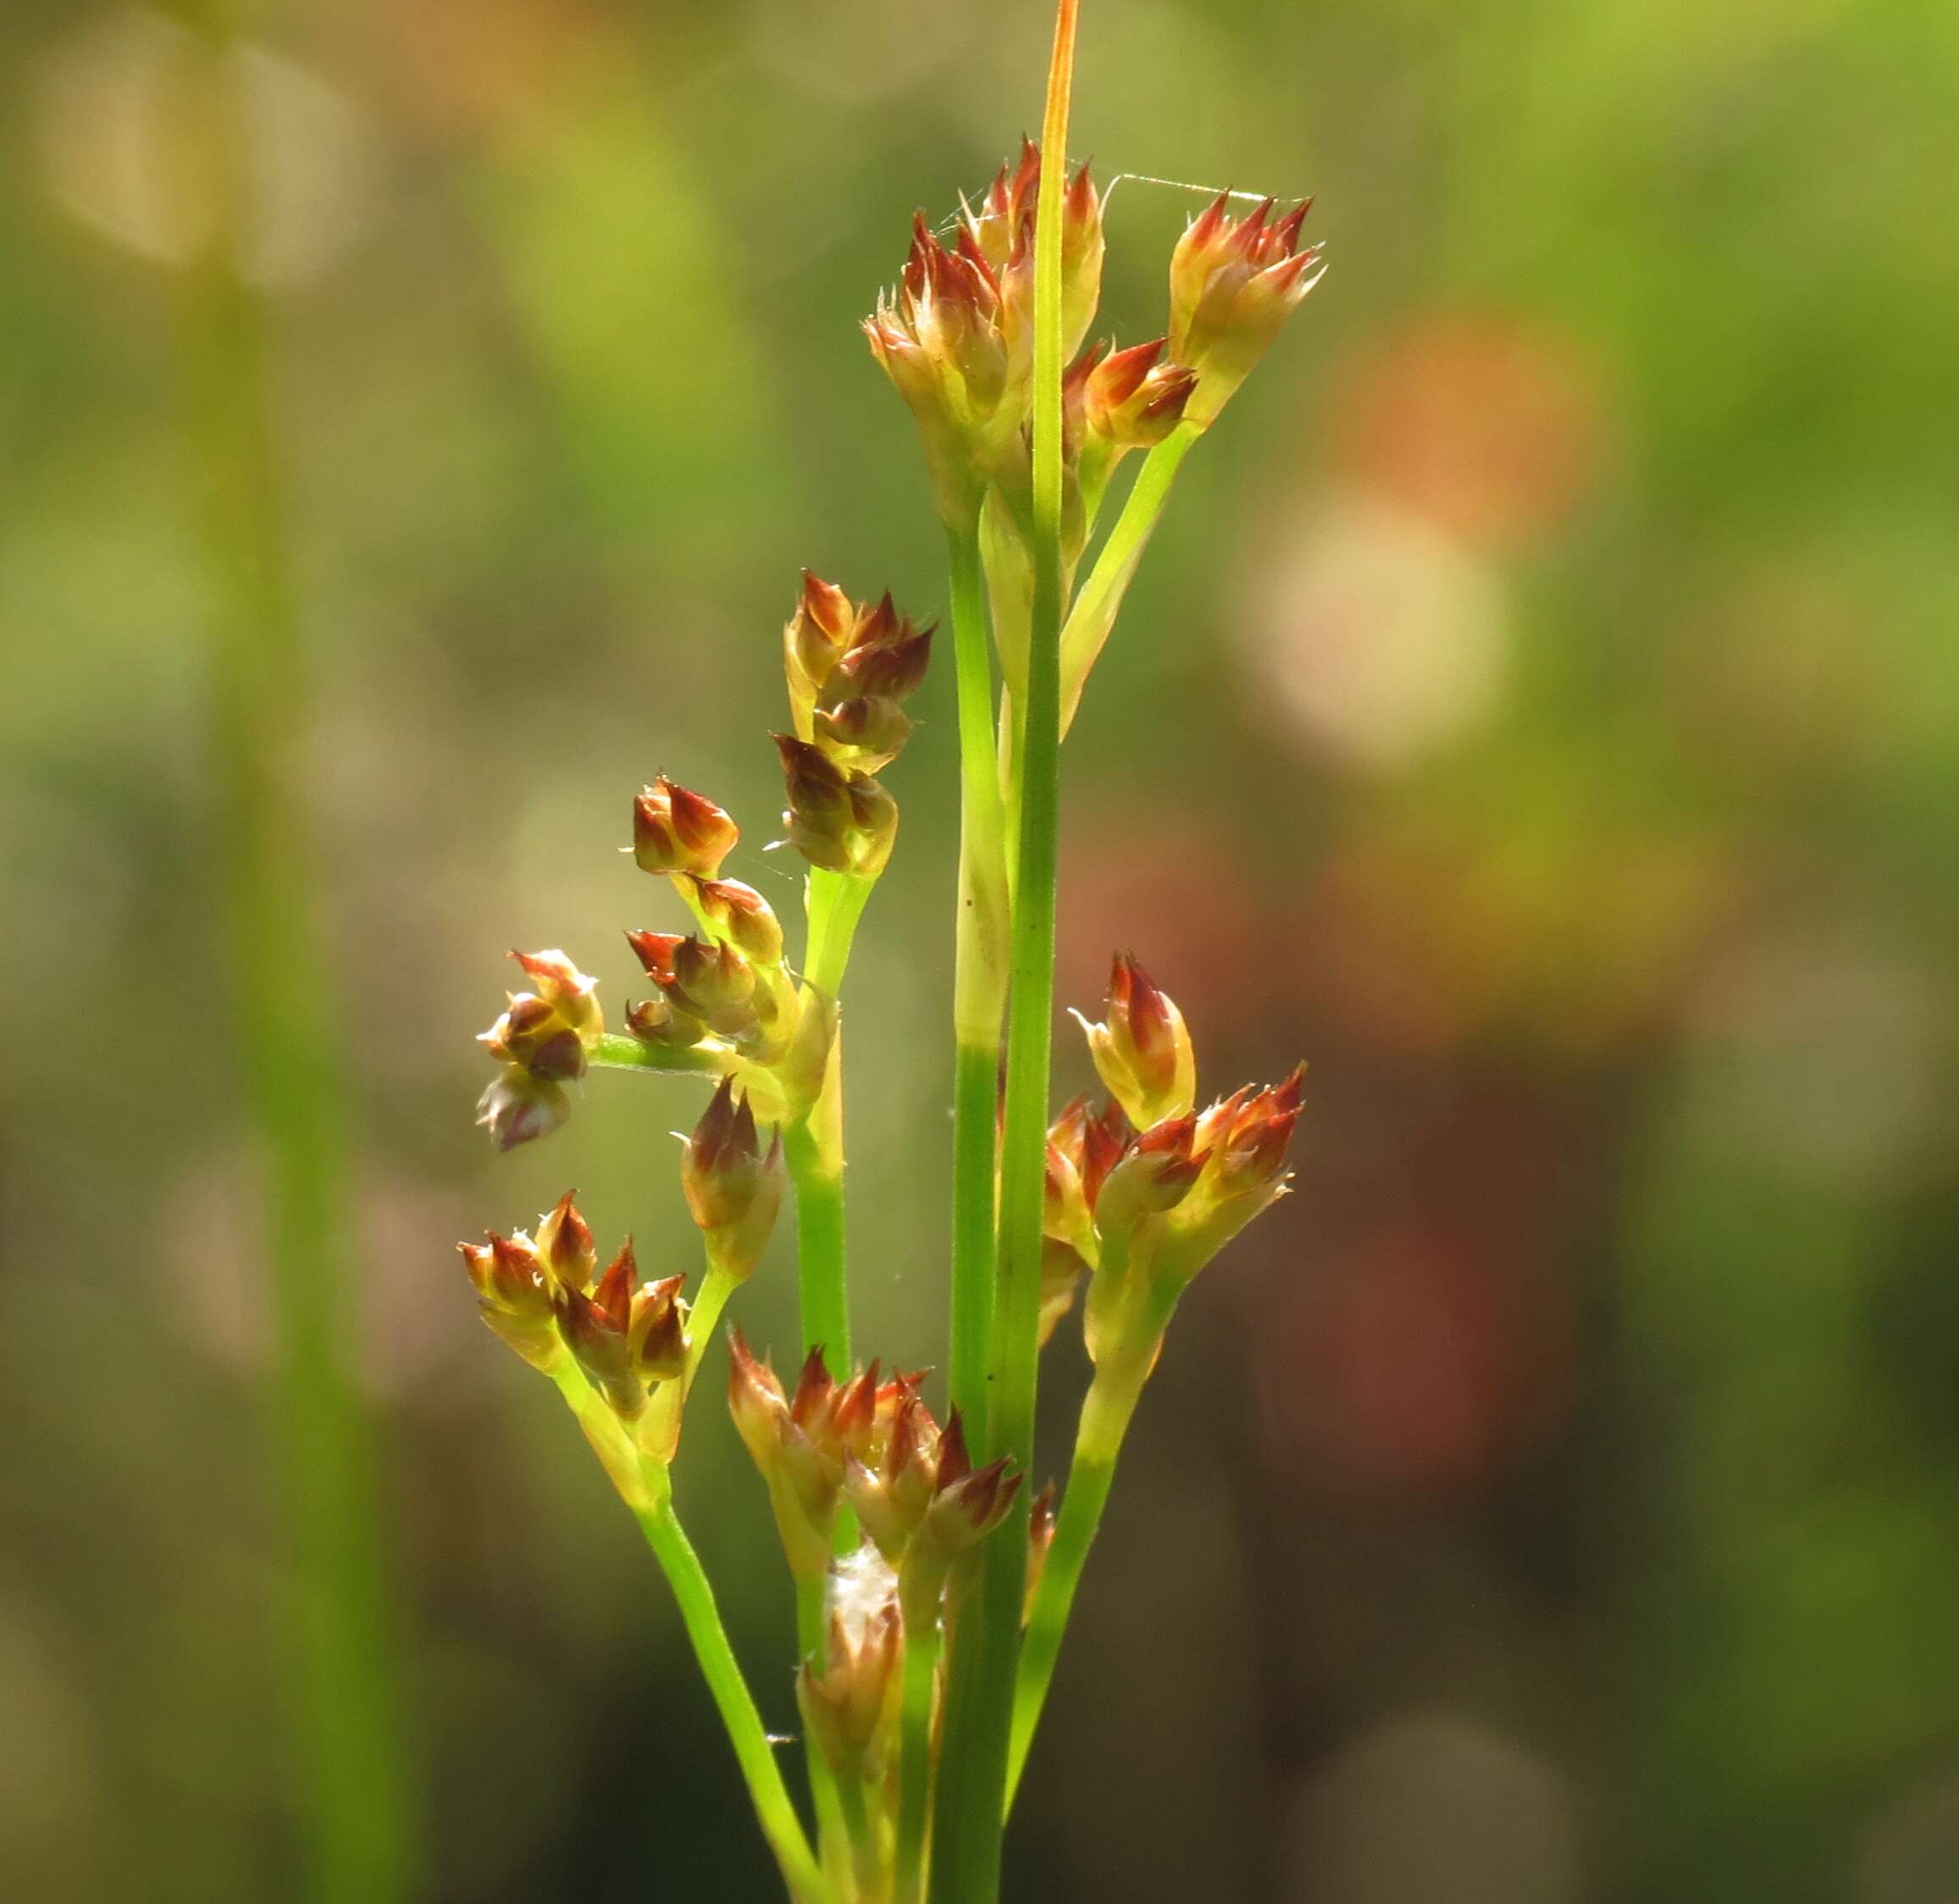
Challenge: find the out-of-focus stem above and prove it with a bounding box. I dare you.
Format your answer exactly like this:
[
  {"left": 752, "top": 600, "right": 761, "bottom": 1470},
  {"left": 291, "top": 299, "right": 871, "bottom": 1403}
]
[
  {"left": 181, "top": 9, "right": 413, "bottom": 1899},
  {"left": 1056, "top": 424, "right": 1197, "bottom": 734},
  {"left": 636, "top": 1503, "right": 830, "bottom": 1904},
  {"left": 945, "top": 522, "right": 1009, "bottom": 1429},
  {"left": 930, "top": 6, "right": 1078, "bottom": 1899}
]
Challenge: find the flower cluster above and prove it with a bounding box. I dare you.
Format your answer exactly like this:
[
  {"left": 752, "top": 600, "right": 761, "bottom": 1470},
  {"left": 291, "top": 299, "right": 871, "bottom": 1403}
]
[
  {"left": 475, "top": 949, "right": 604, "bottom": 1150},
  {"left": 1039, "top": 953, "right": 1303, "bottom": 1360}
]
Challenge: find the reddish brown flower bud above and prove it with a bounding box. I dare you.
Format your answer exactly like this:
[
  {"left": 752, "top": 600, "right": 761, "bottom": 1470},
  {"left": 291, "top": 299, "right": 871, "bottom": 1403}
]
[
  {"left": 533, "top": 1190, "right": 596, "bottom": 1292},
  {"left": 775, "top": 735, "right": 899, "bottom": 880},
  {"left": 784, "top": 569, "right": 856, "bottom": 713},
  {"left": 628, "top": 1272, "right": 690, "bottom": 1384},
  {"left": 479, "top": 949, "right": 603, "bottom": 1095},
  {"left": 728, "top": 1331, "right": 849, "bottom": 1580},
  {"left": 688, "top": 876, "right": 785, "bottom": 967},
  {"left": 633, "top": 776, "right": 739, "bottom": 878},
  {"left": 1075, "top": 952, "right": 1197, "bottom": 1131},
  {"left": 459, "top": 1228, "right": 558, "bottom": 1368},
  {"left": 474, "top": 1065, "right": 571, "bottom": 1151},
  {"left": 1095, "top": 1111, "right": 1209, "bottom": 1232},
  {"left": 680, "top": 1079, "right": 785, "bottom": 1282},
  {"left": 1169, "top": 193, "right": 1324, "bottom": 426},
  {"left": 783, "top": 577, "right": 935, "bottom": 777},
  {"left": 555, "top": 1239, "right": 644, "bottom": 1417}
]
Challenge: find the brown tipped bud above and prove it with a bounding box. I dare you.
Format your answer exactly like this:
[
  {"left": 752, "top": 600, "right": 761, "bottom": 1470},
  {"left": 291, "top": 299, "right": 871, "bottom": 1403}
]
[
  {"left": 459, "top": 1229, "right": 559, "bottom": 1368},
  {"left": 1097, "top": 1113, "right": 1209, "bottom": 1234},
  {"left": 919, "top": 1447, "right": 1023, "bottom": 1564},
  {"left": 797, "top": 1575, "right": 902, "bottom": 1782},
  {"left": 628, "top": 1272, "right": 690, "bottom": 1383},
  {"left": 1024, "top": 1481, "right": 1058, "bottom": 1624},
  {"left": 689, "top": 877, "right": 785, "bottom": 966},
  {"left": 728, "top": 1331, "right": 848, "bottom": 1580},
  {"left": 776, "top": 735, "right": 899, "bottom": 880},
  {"left": 533, "top": 1191, "right": 596, "bottom": 1292},
  {"left": 1156, "top": 1065, "right": 1309, "bottom": 1281},
  {"left": 556, "top": 1240, "right": 649, "bottom": 1418},
  {"left": 1043, "top": 1138, "right": 1098, "bottom": 1273},
  {"left": 812, "top": 696, "right": 915, "bottom": 776},
  {"left": 785, "top": 570, "right": 857, "bottom": 717},
  {"left": 1076, "top": 952, "right": 1197, "bottom": 1131},
  {"left": 479, "top": 950, "right": 603, "bottom": 1096},
  {"left": 681, "top": 1080, "right": 785, "bottom": 1281},
  {"left": 475, "top": 1065, "right": 571, "bottom": 1151},
  {"left": 633, "top": 776, "right": 739, "bottom": 878},
  {"left": 672, "top": 936, "right": 755, "bottom": 1015},
  {"left": 1169, "top": 192, "right": 1323, "bottom": 426}
]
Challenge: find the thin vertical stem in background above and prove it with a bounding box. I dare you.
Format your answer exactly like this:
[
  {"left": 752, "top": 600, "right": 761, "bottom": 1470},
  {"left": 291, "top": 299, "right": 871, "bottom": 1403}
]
[
  {"left": 945, "top": 522, "right": 1009, "bottom": 1429},
  {"left": 180, "top": 7, "right": 414, "bottom": 1898},
  {"left": 931, "top": 5, "right": 1079, "bottom": 1897}
]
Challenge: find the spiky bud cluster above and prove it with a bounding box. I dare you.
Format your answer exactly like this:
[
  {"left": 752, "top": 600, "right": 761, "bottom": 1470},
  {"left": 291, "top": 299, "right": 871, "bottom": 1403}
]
[
  {"left": 1065, "top": 337, "right": 1198, "bottom": 515},
  {"left": 680, "top": 1078, "right": 785, "bottom": 1281},
  {"left": 626, "top": 928, "right": 796, "bottom": 1060},
  {"left": 783, "top": 572, "right": 934, "bottom": 776},
  {"left": 728, "top": 1335, "right": 1019, "bottom": 1581},
  {"left": 798, "top": 1552, "right": 904, "bottom": 1784},
  {"left": 459, "top": 1193, "right": 691, "bottom": 1425},
  {"left": 1044, "top": 957, "right": 1304, "bottom": 1358},
  {"left": 866, "top": 141, "right": 1108, "bottom": 527},
  {"left": 775, "top": 734, "right": 900, "bottom": 881},
  {"left": 1169, "top": 193, "right": 1324, "bottom": 426},
  {"left": 475, "top": 950, "right": 604, "bottom": 1150}
]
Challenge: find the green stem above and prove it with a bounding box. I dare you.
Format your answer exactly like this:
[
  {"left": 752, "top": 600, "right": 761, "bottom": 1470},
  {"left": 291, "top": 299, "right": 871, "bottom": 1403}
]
[
  {"left": 182, "top": 12, "right": 413, "bottom": 1900},
  {"left": 636, "top": 1503, "right": 830, "bottom": 1904},
  {"left": 682, "top": 1265, "right": 740, "bottom": 1398},
  {"left": 805, "top": 868, "right": 874, "bottom": 998},
  {"left": 783, "top": 1116, "right": 850, "bottom": 1371},
  {"left": 1004, "top": 1283, "right": 1175, "bottom": 1806},
  {"left": 930, "top": 8, "right": 1078, "bottom": 1898},
  {"left": 894, "top": 1566, "right": 949, "bottom": 1900},
  {"left": 589, "top": 1032, "right": 723, "bottom": 1076},
  {"left": 945, "top": 522, "right": 1010, "bottom": 1428},
  {"left": 1056, "top": 424, "right": 1197, "bottom": 735}
]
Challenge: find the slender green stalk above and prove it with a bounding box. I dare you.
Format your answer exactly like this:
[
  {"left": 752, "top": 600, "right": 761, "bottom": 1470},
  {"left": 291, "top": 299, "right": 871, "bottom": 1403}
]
[
  {"left": 636, "top": 1503, "right": 830, "bottom": 1904},
  {"left": 894, "top": 1565, "right": 949, "bottom": 1900},
  {"left": 682, "top": 1266, "right": 741, "bottom": 1397},
  {"left": 589, "top": 1032, "right": 723, "bottom": 1076},
  {"left": 1004, "top": 1280, "right": 1177, "bottom": 1806},
  {"left": 931, "top": 8, "right": 1078, "bottom": 1897},
  {"left": 1057, "top": 423, "right": 1198, "bottom": 734},
  {"left": 182, "top": 10, "right": 412, "bottom": 1898},
  {"left": 783, "top": 1116, "right": 851, "bottom": 1370},
  {"left": 945, "top": 522, "right": 1010, "bottom": 1427},
  {"left": 805, "top": 868, "right": 874, "bottom": 998}
]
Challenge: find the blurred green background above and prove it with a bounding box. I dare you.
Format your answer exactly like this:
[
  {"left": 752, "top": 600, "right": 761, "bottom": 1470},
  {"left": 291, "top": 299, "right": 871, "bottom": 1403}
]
[{"left": 5, "top": 0, "right": 1959, "bottom": 1898}]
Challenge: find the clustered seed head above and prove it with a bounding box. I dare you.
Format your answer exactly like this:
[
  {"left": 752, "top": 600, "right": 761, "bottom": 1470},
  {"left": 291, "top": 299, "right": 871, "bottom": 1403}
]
[
  {"left": 727, "top": 1333, "right": 1021, "bottom": 1583},
  {"left": 865, "top": 141, "right": 1108, "bottom": 528},
  {"left": 784, "top": 572, "right": 935, "bottom": 775},
  {"left": 1169, "top": 192, "right": 1324, "bottom": 426},
  {"left": 1042, "top": 956, "right": 1305, "bottom": 1357},
  {"left": 475, "top": 950, "right": 605, "bottom": 1150},
  {"left": 458, "top": 1192, "right": 691, "bottom": 1424}
]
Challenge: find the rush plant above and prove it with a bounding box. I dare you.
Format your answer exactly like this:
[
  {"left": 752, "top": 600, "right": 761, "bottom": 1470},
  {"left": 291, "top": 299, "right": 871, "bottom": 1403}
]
[{"left": 460, "top": 5, "right": 1321, "bottom": 1898}]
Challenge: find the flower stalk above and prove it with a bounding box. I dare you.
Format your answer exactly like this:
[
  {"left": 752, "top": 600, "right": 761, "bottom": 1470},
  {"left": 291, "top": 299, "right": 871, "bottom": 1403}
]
[{"left": 454, "top": 3, "right": 1321, "bottom": 1895}]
